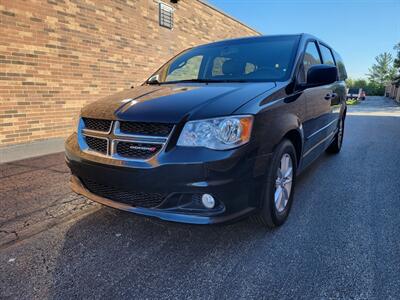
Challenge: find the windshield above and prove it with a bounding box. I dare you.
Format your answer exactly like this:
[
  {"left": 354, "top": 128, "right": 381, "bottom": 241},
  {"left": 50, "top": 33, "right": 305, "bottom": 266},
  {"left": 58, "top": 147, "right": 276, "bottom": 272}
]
[{"left": 148, "top": 36, "right": 300, "bottom": 84}]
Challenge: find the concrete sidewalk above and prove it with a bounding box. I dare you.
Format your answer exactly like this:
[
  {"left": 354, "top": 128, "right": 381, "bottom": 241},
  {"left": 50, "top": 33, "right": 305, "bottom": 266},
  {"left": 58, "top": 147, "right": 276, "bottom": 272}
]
[
  {"left": 0, "top": 153, "right": 98, "bottom": 248},
  {"left": 347, "top": 96, "right": 400, "bottom": 116}
]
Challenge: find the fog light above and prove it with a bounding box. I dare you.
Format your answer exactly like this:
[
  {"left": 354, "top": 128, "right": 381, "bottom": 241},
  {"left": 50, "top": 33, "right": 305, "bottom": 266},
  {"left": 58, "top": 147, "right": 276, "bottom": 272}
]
[{"left": 201, "top": 194, "right": 215, "bottom": 209}]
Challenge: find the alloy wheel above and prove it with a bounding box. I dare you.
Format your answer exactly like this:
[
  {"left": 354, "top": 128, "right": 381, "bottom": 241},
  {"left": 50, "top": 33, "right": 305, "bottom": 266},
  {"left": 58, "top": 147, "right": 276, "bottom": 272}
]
[{"left": 274, "top": 153, "right": 293, "bottom": 212}]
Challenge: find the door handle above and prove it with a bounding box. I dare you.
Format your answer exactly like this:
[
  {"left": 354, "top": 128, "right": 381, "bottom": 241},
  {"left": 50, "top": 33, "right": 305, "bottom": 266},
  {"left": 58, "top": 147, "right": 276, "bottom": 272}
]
[{"left": 324, "top": 93, "right": 337, "bottom": 100}]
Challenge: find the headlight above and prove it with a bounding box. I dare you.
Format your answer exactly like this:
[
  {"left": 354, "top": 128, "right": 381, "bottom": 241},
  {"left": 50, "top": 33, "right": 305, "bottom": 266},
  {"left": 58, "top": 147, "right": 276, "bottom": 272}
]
[{"left": 177, "top": 115, "right": 253, "bottom": 150}]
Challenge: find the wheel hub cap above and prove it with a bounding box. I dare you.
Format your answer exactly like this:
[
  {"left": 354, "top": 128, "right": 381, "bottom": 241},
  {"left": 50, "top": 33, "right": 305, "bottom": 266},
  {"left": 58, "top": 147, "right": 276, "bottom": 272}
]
[{"left": 274, "top": 153, "right": 293, "bottom": 212}]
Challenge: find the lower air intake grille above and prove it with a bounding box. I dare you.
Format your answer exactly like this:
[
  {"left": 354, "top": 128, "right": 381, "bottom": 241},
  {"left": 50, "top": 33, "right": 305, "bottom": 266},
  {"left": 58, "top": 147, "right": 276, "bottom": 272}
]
[
  {"left": 116, "top": 141, "right": 162, "bottom": 159},
  {"left": 81, "top": 178, "right": 166, "bottom": 208},
  {"left": 85, "top": 136, "right": 108, "bottom": 154},
  {"left": 83, "top": 118, "right": 112, "bottom": 132},
  {"left": 119, "top": 121, "right": 173, "bottom": 137}
]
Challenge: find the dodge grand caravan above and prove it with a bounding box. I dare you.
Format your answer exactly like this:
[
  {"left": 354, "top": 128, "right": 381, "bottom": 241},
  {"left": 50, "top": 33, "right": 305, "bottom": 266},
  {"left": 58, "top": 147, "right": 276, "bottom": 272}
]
[{"left": 65, "top": 34, "right": 347, "bottom": 227}]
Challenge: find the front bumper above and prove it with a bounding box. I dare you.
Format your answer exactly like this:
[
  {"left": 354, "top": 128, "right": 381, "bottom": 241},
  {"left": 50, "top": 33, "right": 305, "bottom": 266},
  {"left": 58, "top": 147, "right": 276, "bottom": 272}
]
[{"left": 65, "top": 133, "right": 271, "bottom": 224}]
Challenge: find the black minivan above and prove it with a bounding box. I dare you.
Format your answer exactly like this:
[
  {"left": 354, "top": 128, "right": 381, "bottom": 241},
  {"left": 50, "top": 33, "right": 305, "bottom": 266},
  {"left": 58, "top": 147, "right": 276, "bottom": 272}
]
[{"left": 65, "top": 34, "right": 347, "bottom": 227}]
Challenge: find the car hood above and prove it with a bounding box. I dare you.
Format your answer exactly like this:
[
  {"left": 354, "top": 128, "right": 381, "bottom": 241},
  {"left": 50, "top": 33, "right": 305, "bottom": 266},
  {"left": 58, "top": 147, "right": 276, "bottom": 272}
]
[{"left": 81, "top": 82, "right": 276, "bottom": 123}]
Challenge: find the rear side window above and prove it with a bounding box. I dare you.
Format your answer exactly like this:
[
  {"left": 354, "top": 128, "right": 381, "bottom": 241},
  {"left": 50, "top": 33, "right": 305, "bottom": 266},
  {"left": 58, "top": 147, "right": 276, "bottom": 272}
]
[
  {"left": 300, "top": 42, "right": 321, "bottom": 82},
  {"left": 319, "top": 44, "right": 335, "bottom": 66},
  {"left": 333, "top": 51, "right": 347, "bottom": 81}
]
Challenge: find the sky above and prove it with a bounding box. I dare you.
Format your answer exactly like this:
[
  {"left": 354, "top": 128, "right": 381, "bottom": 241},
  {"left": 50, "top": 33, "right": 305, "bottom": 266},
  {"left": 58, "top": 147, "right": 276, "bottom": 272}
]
[{"left": 207, "top": 0, "right": 400, "bottom": 79}]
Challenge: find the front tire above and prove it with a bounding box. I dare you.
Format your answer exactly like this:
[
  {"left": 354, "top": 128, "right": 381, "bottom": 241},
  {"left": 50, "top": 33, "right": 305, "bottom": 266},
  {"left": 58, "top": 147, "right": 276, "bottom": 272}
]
[{"left": 253, "top": 139, "right": 297, "bottom": 228}]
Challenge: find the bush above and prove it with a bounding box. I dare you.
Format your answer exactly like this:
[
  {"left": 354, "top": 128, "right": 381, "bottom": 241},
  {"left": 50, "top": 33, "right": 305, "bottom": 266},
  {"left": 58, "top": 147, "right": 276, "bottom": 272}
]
[
  {"left": 346, "top": 78, "right": 385, "bottom": 96},
  {"left": 346, "top": 99, "right": 359, "bottom": 105}
]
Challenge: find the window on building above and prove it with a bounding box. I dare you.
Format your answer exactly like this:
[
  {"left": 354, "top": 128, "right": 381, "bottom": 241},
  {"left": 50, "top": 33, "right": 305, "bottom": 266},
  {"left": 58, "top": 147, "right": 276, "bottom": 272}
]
[{"left": 159, "top": 2, "right": 173, "bottom": 29}]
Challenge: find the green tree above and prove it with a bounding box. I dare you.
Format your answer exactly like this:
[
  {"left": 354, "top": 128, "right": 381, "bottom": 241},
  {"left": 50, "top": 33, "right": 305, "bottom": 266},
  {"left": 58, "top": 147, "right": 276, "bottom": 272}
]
[
  {"left": 346, "top": 78, "right": 367, "bottom": 89},
  {"left": 366, "top": 52, "right": 397, "bottom": 86},
  {"left": 394, "top": 42, "right": 400, "bottom": 69},
  {"left": 353, "top": 79, "right": 367, "bottom": 89},
  {"left": 394, "top": 42, "right": 400, "bottom": 82},
  {"left": 345, "top": 78, "right": 353, "bottom": 88},
  {"left": 346, "top": 78, "right": 385, "bottom": 96}
]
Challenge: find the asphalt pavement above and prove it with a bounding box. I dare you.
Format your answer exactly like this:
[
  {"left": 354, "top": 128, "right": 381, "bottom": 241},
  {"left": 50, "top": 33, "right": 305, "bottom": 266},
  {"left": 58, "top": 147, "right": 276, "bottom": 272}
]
[{"left": 1, "top": 96, "right": 400, "bottom": 299}]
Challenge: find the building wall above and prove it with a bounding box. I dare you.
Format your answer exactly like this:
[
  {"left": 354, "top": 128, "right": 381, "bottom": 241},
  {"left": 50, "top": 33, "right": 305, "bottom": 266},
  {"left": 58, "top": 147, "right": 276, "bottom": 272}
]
[
  {"left": 385, "top": 83, "right": 400, "bottom": 103},
  {"left": 0, "top": 0, "right": 259, "bottom": 148}
]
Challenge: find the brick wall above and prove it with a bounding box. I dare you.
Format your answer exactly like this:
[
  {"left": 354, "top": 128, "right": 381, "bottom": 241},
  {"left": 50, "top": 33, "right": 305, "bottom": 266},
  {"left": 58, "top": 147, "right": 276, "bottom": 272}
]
[{"left": 0, "top": 0, "right": 259, "bottom": 148}]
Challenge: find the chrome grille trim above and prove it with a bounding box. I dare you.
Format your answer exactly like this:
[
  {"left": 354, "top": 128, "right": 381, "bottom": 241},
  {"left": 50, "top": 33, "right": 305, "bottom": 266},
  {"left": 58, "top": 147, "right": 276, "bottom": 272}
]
[
  {"left": 78, "top": 118, "right": 174, "bottom": 161},
  {"left": 82, "top": 118, "right": 113, "bottom": 134},
  {"left": 81, "top": 133, "right": 110, "bottom": 157}
]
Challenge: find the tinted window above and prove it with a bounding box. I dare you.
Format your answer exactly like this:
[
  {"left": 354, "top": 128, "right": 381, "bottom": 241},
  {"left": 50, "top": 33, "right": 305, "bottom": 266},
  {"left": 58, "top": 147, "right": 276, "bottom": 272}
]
[
  {"left": 150, "top": 36, "right": 300, "bottom": 83},
  {"left": 333, "top": 51, "right": 347, "bottom": 80},
  {"left": 166, "top": 55, "right": 203, "bottom": 81},
  {"left": 319, "top": 44, "right": 335, "bottom": 66},
  {"left": 211, "top": 57, "right": 229, "bottom": 76},
  {"left": 301, "top": 42, "right": 321, "bottom": 82},
  {"left": 211, "top": 57, "right": 257, "bottom": 76}
]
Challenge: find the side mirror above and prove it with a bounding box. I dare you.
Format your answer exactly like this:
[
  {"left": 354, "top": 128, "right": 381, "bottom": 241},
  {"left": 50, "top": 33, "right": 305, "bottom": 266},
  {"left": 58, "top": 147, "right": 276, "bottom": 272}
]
[
  {"left": 147, "top": 74, "right": 160, "bottom": 85},
  {"left": 307, "top": 65, "right": 338, "bottom": 86}
]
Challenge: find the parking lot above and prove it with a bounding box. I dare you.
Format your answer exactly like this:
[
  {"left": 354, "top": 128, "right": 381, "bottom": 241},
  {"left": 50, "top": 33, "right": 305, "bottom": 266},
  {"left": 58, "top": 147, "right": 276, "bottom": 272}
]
[{"left": 1, "top": 96, "right": 400, "bottom": 299}]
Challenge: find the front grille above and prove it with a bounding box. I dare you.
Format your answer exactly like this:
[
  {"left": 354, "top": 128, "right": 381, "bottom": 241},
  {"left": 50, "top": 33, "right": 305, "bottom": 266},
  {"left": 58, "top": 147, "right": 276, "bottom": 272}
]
[
  {"left": 85, "top": 136, "right": 108, "bottom": 154},
  {"left": 83, "top": 118, "right": 112, "bottom": 132},
  {"left": 116, "top": 141, "right": 162, "bottom": 159},
  {"left": 81, "top": 178, "right": 166, "bottom": 208},
  {"left": 119, "top": 121, "right": 173, "bottom": 137}
]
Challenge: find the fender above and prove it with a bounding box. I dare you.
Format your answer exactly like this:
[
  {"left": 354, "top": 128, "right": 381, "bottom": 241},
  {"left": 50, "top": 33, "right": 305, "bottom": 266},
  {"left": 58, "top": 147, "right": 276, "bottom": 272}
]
[{"left": 242, "top": 90, "right": 306, "bottom": 156}]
